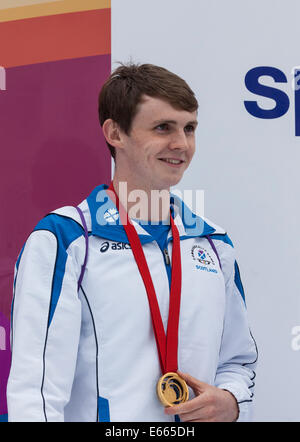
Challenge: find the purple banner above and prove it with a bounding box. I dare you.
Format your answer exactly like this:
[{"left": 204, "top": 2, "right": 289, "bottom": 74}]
[{"left": 0, "top": 53, "right": 111, "bottom": 417}]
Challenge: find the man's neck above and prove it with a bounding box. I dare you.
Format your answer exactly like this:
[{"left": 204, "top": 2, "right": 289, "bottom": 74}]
[{"left": 112, "top": 176, "right": 171, "bottom": 222}]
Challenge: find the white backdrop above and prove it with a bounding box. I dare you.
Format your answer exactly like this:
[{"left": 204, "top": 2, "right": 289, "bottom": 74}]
[{"left": 112, "top": 0, "right": 300, "bottom": 421}]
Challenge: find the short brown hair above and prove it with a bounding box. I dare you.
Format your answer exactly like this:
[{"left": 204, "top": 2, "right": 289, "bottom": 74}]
[{"left": 98, "top": 62, "right": 198, "bottom": 159}]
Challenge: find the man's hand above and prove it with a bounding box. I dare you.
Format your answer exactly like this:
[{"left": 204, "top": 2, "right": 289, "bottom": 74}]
[{"left": 164, "top": 371, "right": 239, "bottom": 422}]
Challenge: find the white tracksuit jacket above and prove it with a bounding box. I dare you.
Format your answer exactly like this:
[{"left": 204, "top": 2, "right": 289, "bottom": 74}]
[{"left": 7, "top": 184, "right": 257, "bottom": 422}]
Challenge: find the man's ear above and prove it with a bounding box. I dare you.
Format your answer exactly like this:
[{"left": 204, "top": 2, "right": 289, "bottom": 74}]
[{"left": 102, "top": 119, "right": 125, "bottom": 150}]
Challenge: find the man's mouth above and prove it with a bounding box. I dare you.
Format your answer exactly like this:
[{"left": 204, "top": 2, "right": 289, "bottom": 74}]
[{"left": 158, "top": 158, "right": 185, "bottom": 165}]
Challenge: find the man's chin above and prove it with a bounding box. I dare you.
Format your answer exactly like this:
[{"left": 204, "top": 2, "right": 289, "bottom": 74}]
[{"left": 161, "top": 174, "right": 183, "bottom": 189}]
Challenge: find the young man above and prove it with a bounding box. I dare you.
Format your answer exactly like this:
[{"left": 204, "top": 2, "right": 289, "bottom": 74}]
[{"left": 7, "top": 63, "right": 257, "bottom": 422}]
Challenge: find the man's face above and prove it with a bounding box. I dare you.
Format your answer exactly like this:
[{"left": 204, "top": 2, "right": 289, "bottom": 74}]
[{"left": 118, "top": 95, "right": 198, "bottom": 191}]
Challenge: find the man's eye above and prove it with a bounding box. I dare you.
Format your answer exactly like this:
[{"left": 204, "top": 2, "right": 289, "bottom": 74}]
[
  {"left": 156, "top": 123, "right": 169, "bottom": 131},
  {"left": 185, "top": 125, "right": 195, "bottom": 133}
]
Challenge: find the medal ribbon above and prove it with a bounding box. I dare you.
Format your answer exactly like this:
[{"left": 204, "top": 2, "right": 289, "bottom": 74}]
[{"left": 108, "top": 182, "right": 182, "bottom": 374}]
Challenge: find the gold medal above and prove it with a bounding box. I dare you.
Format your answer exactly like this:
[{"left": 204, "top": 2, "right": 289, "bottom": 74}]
[{"left": 157, "top": 372, "right": 189, "bottom": 407}]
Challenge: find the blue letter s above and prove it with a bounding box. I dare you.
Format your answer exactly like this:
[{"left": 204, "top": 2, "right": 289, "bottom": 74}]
[{"left": 244, "top": 66, "right": 289, "bottom": 119}]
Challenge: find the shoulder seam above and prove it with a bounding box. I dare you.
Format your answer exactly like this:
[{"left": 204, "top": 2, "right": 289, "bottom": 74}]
[
  {"left": 208, "top": 233, "right": 233, "bottom": 248},
  {"left": 44, "top": 213, "right": 92, "bottom": 233}
]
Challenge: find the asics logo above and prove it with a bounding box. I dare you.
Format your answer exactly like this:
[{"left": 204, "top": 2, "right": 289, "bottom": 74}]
[{"left": 100, "top": 241, "right": 131, "bottom": 253}]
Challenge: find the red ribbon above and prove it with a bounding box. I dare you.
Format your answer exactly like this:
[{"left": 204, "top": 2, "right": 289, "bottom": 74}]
[{"left": 108, "top": 182, "right": 182, "bottom": 374}]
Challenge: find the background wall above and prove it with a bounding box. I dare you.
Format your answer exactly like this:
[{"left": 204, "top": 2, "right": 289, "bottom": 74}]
[
  {"left": 112, "top": 0, "right": 300, "bottom": 421},
  {"left": 0, "top": 0, "right": 111, "bottom": 421}
]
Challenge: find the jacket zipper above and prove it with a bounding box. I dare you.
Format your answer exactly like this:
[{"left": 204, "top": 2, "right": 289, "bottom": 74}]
[{"left": 163, "top": 247, "right": 171, "bottom": 266}]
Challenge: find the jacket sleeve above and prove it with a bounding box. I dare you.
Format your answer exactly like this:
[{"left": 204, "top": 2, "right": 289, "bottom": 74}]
[
  {"left": 7, "top": 214, "right": 85, "bottom": 422},
  {"left": 212, "top": 236, "right": 258, "bottom": 422}
]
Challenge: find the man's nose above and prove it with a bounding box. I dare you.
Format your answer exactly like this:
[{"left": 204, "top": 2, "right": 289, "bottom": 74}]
[{"left": 168, "top": 130, "right": 189, "bottom": 150}]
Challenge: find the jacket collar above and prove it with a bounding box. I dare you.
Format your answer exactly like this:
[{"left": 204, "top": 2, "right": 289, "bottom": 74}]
[{"left": 86, "top": 184, "right": 220, "bottom": 244}]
